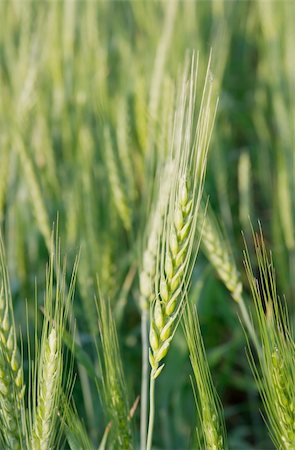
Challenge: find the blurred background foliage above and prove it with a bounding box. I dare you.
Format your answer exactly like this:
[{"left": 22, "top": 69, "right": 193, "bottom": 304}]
[{"left": 1, "top": 1, "right": 295, "bottom": 448}]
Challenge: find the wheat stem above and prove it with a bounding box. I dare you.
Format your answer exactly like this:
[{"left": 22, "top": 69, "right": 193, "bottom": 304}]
[
  {"left": 140, "top": 309, "right": 149, "bottom": 450},
  {"left": 146, "top": 376, "right": 155, "bottom": 450},
  {"left": 139, "top": 163, "right": 175, "bottom": 449}
]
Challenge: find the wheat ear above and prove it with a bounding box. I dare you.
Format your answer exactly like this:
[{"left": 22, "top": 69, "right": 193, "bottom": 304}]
[
  {"left": 16, "top": 138, "right": 51, "bottom": 250},
  {"left": 0, "top": 142, "right": 9, "bottom": 221},
  {"left": 31, "top": 242, "right": 76, "bottom": 450},
  {"left": 139, "top": 162, "right": 175, "bottom": 312},
  {"left": 104, "top": 127, "right": 131, "bottom": 232},
  {"left": 244, "top": 225, "right": 295, "bottom": 449},
  {"left": 199, "top": 203, "right": 260, "bottom": 350},
  {"left": 97, "top": 292, "right": 133, "bottom": 450},
  {"left": 148, "top": 51, "right": 216, "bottom": 380},
  {"left": 32, "top": 328, "right": 61, "bottom": 450},
  {"left": 149, "top": 177, "right": 197, "bottom": 379},
  {"left": 146, "top": 52, "right": 217, "bottom": 450},
  {"left": 0, "top": 237, "right": 25, "bottom": 450},
  {"left": 17, "top": 140, "right": 94, "bottom": 429},
  {"left": 183, "top": 302, "right": 227, "bottom": 450},
  {"left": 139, "top": 160, "right": 175, "bottom": 448},
  {"left": 198, "top": 203, "right": 242, "bottom": 302}
]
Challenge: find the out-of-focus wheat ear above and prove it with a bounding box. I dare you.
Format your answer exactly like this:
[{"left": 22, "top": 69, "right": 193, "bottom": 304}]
[
  {"left": 198, "top": 202, "right": 260, "bottom": 350},
  {"left": 147, "top": 0, "right": 178, "bottom": 153},
  {"left": 198, "top": 202, "right": 242, "bottom": 303},
  {"left": 96, "top": 289, "right": 133, "bottom": 450},
  {"left": 0, "top": 235, "right": 26, "bottom": 450},
  {"left": 116, "top": 97, "right": 136, "bottom": 202},
  {"left": 0, "top": 140, "right": 9, "bottom": 222},
  {"left": 183, "top": 301, "right": 227, "bottom": 450},
  {"left": 244, "top": 224, "right": 295, "bottom": 449},
  {"left": 104, "top": 127, "right": 132, "bottom": 232},
  {"left": 134, "top": 75, "right": 148, "bottom": 153},
  {"left": 15, "top": 137, "right": 51, "bottom": 251},
  {"left": 31, "top": 236, "right": 77, "bottom": 450}
]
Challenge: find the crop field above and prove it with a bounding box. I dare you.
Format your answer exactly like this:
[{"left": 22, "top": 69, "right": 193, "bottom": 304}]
[{"left": 1, "top": 1, "right": 295, "bottom": 449}]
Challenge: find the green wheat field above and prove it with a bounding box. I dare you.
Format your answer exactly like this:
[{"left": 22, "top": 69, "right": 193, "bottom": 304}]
[{"left": 1, "top": 1, "right": 295, "bottom": 449}]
